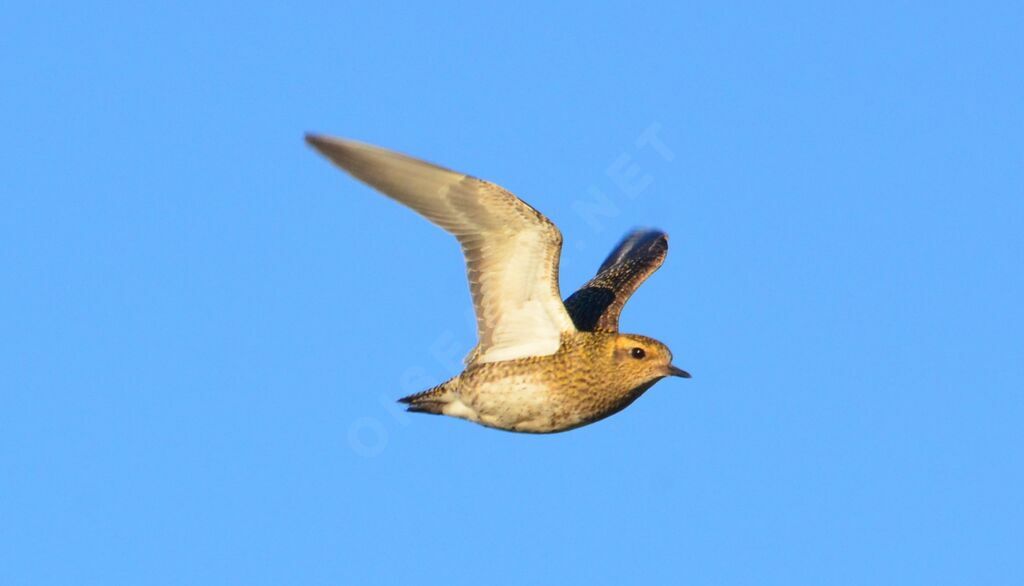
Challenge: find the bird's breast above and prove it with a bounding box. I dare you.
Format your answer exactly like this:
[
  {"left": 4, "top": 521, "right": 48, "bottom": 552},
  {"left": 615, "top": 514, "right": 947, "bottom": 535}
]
[{"left": 456, "top": 358, "right": 634, "bottom": 433}]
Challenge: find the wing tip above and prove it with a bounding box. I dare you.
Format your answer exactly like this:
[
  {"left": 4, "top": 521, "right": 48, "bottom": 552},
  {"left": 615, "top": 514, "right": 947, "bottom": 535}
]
[
  {"left": 630, "top": 227, "right": 669, "bottom": 245},
  {"left": 304, "top": 132, "right": 336, "bottom": 159},
  {"left": 305, "top": 132, "right": 343, "bottom": 153},
  {"left": 304, "top": 133, "right": 374, "bottom": 171},
  {"left": 598, "top": 228, "right": 669, "bottom": 272}
]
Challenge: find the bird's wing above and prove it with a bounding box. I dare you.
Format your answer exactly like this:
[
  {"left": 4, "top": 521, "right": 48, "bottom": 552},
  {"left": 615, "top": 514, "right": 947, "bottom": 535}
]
[
  {"left": 306, "top": 134, "right": 576, "bottom": 363},
  {"left": 563, "top": 229, "right": 668, "bottom": 331}
]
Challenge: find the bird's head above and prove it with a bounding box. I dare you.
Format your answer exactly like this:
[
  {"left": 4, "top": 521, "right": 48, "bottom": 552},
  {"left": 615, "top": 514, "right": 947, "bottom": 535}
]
[{"left": 612, "top": 333, "right": 690, "bottom": 384}]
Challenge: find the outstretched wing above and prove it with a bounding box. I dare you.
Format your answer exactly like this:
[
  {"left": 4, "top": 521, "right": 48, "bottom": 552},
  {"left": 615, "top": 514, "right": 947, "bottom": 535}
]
[
  {"left": 563, "top": 229, "right": 668, "bottom": 331},
  {"left": 306, "top": 134, "right": 576, "bottom": 363}
]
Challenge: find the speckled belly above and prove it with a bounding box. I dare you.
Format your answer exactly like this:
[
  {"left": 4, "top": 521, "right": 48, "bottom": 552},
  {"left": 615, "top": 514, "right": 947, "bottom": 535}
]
[{"left": 456, "top": 377, "right": 582, "bottom": 433}]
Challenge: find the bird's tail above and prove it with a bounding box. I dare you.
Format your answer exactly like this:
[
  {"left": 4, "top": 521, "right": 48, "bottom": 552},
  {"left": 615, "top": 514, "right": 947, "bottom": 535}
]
[{"left": 398, "top": 376, "right": 459, "bottom": 415}]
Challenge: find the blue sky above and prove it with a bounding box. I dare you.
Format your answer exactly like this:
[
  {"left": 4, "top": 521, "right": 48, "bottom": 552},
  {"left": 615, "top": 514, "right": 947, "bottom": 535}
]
[{"left": 2, "top": 2, "right": 1022, "bottom": 584}]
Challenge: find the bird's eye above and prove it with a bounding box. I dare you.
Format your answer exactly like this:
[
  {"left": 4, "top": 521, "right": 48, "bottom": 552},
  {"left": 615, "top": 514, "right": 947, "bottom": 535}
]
[{"left": 630, "top": 347, "right": 646, "bottom": 360}]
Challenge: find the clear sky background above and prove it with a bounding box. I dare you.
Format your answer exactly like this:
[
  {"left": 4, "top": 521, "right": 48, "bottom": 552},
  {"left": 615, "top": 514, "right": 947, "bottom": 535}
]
[{"left": 3, "top": 2, "right": 1022, "bottom": 584}]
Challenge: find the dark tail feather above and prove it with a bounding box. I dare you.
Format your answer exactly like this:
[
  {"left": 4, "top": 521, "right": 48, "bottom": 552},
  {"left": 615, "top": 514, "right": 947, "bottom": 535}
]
[
  {"left": 403, "top": 401, "right": 446, "bottom": 415},
  {"left": 398, "top": 377, "right": 457, "bottom": 415}
]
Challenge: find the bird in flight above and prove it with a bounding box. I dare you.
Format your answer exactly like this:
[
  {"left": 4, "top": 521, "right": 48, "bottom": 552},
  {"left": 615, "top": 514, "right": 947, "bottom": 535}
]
[{"left": 306, "top": 134, "right": 689, "bottom": 433}]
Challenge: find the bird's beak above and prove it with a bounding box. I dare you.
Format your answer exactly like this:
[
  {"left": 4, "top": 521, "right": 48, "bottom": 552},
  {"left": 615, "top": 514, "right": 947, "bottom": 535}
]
[{"left": 665, "top": 365, "right": 691, "bottom": 378}]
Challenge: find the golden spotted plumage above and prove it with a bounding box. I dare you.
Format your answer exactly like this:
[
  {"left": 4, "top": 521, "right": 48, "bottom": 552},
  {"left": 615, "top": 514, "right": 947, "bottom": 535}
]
[
  {"left": 306, "top": 134, "right": 690, "bottom": 433},
  {"left": 400, "top": 332, "right": 680, "bottom": 433}
]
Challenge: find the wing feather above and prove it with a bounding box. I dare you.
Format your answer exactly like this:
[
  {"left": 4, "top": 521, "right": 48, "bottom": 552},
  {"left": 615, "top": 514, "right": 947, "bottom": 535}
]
[
  {"left": 563, "top": 229, "right": 668, "bottom": 331},
  {"left": 306, "top": 134, "right": 576, "bottom": 363}
]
